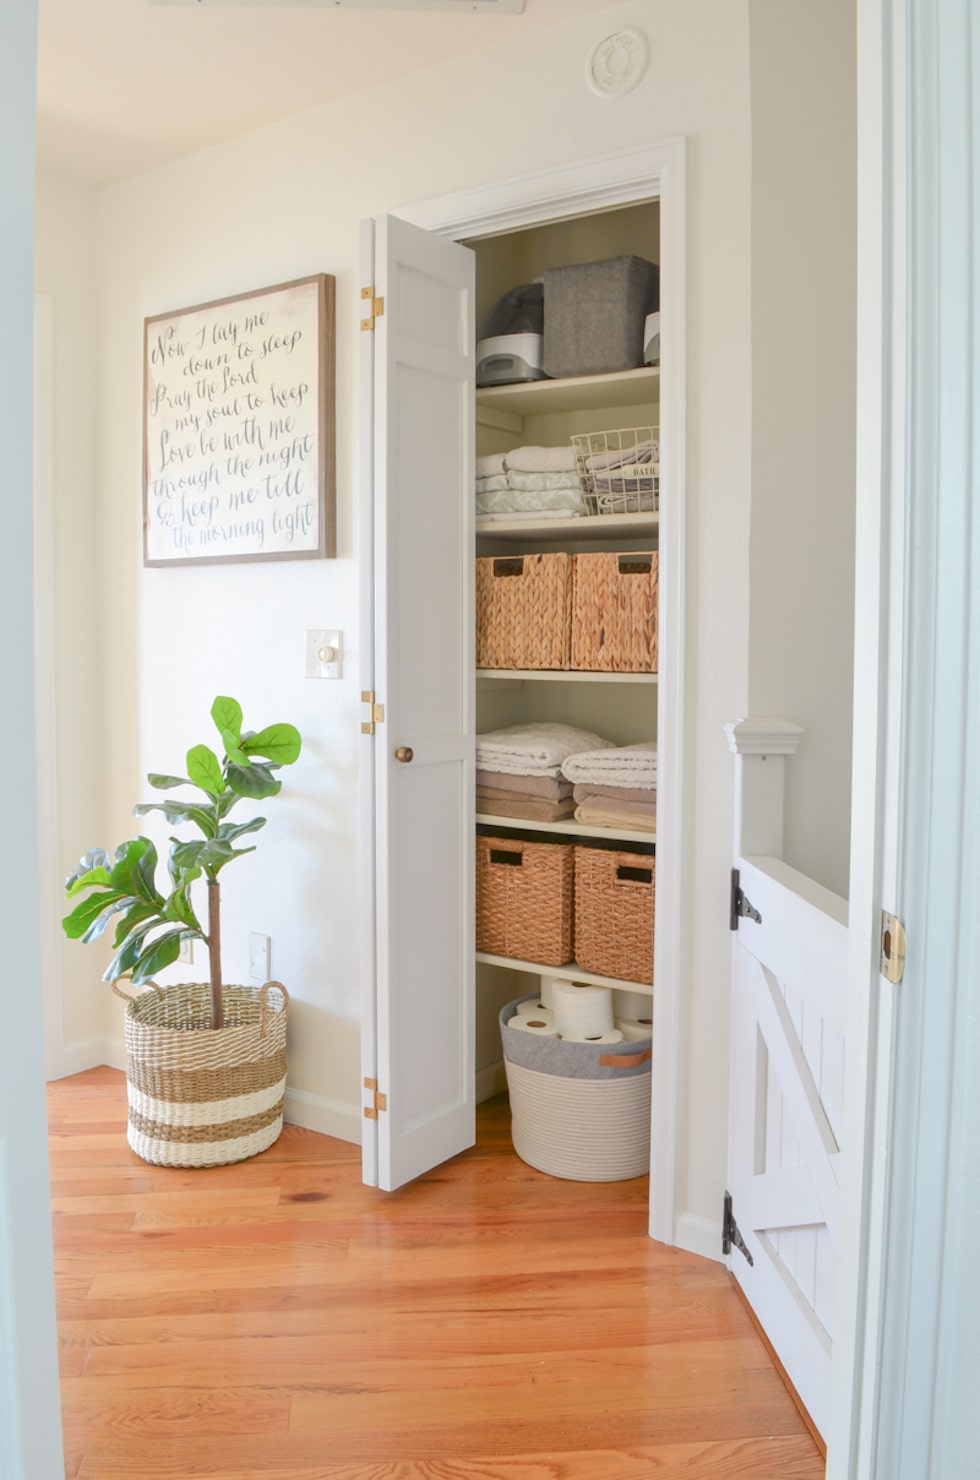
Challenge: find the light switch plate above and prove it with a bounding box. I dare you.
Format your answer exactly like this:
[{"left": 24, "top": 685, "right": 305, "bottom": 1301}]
[
  {"left": 306, "top": 628, "right": 342, "bottom": 679},
  {"left": 249, "top": 932, "right": 271, "bottom": 983}
]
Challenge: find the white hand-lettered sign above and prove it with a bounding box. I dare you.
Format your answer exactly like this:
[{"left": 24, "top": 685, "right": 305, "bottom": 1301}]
[{"left": 143, "top": 275, "right": 335, "bottom": 565}]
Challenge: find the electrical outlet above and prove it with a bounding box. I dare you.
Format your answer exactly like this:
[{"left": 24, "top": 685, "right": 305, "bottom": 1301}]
[
  {"left": 178, "top": 938, "right": 194, "bottom": 965},
  {"left": 249, "top": 932, "right": 271, "bottom": 982}
]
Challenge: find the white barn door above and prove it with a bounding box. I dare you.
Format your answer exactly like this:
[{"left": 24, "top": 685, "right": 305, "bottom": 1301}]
[
  {"left": 359, "top": 214, "right": 476, "bottom": 1191},
  {"left": 726, "top": 721, "right": 848, "bottom": 1443}
]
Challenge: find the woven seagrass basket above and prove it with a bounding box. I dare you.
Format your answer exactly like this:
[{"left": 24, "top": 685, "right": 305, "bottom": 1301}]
[
  {"left": 570, "top": 550, "right": 658, "bottom": 672},
  {"left": 476, "top": 552, "right": 572, "bottom": 670},
  {"left": 574, "top": 846, "right": 655, "bottom": 984},
  {"left": 476, "top": 835, "right": 574, "bottom": 967},
  {"left": 113, "top": 979, "right": 289, "bottom": 1168}
]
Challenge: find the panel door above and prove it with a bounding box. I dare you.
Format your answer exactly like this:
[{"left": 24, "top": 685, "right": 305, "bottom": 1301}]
[
  {"left": 359, "top": 213, "right": 475, "bottom": 1191},
  {"left": 728, "top": 854, "right": 848, "bottom": 1440}
]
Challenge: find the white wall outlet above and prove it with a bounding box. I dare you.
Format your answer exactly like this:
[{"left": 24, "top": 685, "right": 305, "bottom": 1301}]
[
  {"left": 249, "top": 931, "right": 271, "bottom": 983},
  {"left": 305, "top": 628, "right": 342, "bottom": 679},
  {"left": 178, "top": 938, "right": 194, "bottom": 965}
]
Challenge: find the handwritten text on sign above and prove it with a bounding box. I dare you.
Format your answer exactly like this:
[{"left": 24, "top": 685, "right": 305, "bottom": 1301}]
[{"left": 143, "top": 277, "right": 328, "bottom": 564}]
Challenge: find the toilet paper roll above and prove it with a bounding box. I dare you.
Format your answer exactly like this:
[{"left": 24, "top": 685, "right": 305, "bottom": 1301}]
[
  {"left": 562, "top": 1028, "right": 625, "bottom": 1045},
  {"left": 508, "top": 1015, "right": 560, "bottom": 1038},
  {"left": 615, "top": 1017, "right": 654, "bottom": 1042},
  {"left": 553, "top": 980, "right": 614, "bottom": 1040},
  {"left": 614, "top": 991, "right": 653, "bottom": 1021},
  {"left": 537, "top": 977, "right": 558, "bottom": 1011},
  {"left": 516, "top": 999, "right": 552, "bottom": 1019}
]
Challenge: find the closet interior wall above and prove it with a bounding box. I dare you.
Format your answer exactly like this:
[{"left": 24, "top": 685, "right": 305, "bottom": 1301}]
[{"left": 466, "top": 202, "right": 661, "bottom": 1101}]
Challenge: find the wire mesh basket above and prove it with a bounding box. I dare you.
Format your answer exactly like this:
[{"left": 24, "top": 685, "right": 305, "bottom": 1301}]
[{"left": 571, "top": 425, "right": 659, "bottom": 516}]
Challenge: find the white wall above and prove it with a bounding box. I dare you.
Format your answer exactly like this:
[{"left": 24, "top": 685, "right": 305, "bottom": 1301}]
[
  {"left": 748, "top": 0, "right": 857, "bottom": 898},
  {"left": 33, "top": 174, "right": 107, "bottom": 1075}
]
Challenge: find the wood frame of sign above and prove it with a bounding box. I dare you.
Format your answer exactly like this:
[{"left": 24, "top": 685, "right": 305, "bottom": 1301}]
[{"left": 142, "top": 274, "right": 335, "bottom": 566}]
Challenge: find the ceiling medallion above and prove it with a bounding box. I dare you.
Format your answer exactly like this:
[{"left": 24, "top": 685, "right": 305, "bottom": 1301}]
[{"left": 587, "top": 28, "right": 649, "bottom": 99}]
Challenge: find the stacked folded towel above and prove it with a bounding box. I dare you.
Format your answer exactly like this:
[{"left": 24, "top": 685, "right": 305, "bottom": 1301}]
[
  {"left": 476, "top": 723, "right": 613, "bottom": 824},
  {"left": 475, "top": 446, "right": 587, "bottom": 519},
  {"left": 584, "top": 438, "right": 660, "bottom": 513},
  {"left": 561, "top": 741, "right": 657, "bottom": 832}
]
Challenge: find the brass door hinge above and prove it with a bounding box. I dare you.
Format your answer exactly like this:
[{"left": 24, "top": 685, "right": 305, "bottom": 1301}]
[
  {"left": 880, "top": 910, "right": 906, "bottom": 983},
  {"left": 363, "top": 1076, "right": 388, "bottom": 1120},
  {"left": 360, "top": 286, "right": 385, "bottom": 331},
  {"left": 360, "top": 690, "right": 385, "bottom": 735}
]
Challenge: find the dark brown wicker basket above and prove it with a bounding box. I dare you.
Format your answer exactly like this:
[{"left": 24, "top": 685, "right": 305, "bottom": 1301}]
[
  {"left": 476, "top": 552, "right": 572, "bottom": 670},
  {"left": 476, "top": 835, "right": 574, "bottom": 967},
  {"left": 570, "top": 551, "right": 658, "bottom": 672},
  {"left": 574, "top": 846, "right": 654, "bottom": 983}
]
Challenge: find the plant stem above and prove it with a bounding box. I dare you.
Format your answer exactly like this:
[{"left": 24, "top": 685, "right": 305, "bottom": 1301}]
[{"left": 207, "top": 878, "right": 223, "bottom": 1029}]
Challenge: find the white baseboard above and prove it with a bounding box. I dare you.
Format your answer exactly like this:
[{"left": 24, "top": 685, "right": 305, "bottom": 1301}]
[
  {"left": 476, "top": 1059, "right": 507, "bottom": 1104},
  {"left": 47, "top": 1036, "right": 117, "bottom": 1081},
  {"left": 283, "top": 1086, "right": 361, "bottom": 1146},
  {"left": 673, "top": 1210, "right": 724, "bottom": 1264}
]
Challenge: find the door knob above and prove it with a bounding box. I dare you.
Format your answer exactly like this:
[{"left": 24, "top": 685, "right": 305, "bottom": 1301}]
[{"left": 395, "top": 746, "right": 414, "bottom": 763}]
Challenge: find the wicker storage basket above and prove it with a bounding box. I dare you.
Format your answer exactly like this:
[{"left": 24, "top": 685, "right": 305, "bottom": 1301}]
[
  {"left": 500, "top": 998, "right": 651, "bottom": 1181},
  {"left": 113, "top": 980, "right": 289, "bottom": 1168},
  {"left": 476, "top": 552, "right": 571, "bottom": 670},
  {"left": 571, "top": 551, "right": 658, "bottom": 673},
  {"left": 476, "top": 835, "right": 574, "bottom": 967},
  {"left": 574, "top": 847, "right": 655, "bottom": 983}
]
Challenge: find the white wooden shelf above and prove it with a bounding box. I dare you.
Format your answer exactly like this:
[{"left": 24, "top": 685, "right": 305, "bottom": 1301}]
[
  {"left": 476, "top": 951, "right": 653, "bottom": 995},
  {"left": 476, "top": 510, "right": 659, "bottom": 543},
  {"left": 476, "top": 366, "right": 659, "bottom": 432},
  {"left": 476, "top": 812, "right": 656, "bottom": 845},
  {"left": 477, "top": 668, "right": 657, "bottom": 684}
]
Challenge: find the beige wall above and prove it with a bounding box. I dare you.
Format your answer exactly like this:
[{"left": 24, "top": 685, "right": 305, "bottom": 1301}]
[
  {"left": 748, "top": 0, "right": 857, "bottom": 898},
  {"left": 35, "top": 0, "right": 855, "bottom": 1233}
]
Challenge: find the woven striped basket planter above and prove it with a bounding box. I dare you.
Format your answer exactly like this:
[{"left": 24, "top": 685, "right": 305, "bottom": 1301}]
[
  {"left": 500, "top": 998, "right": 651, "bottom": 1182},
  {"left": 113, "top": 979, "right": 289, "bottom": 1168}
]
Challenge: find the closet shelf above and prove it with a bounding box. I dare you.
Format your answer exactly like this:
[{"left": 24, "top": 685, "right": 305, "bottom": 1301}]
[
  {"left": 476, "top": 951, "right": 653, "bottom": 995},
  {"left": 476, "top": 510, "right": 659, "bottom": 542},
  {"left": 477, "top": 668, "right": 657, "bottom": 684},
  {"left": 476, "top": 812, "right": 655, "bottom": 845},
  {"left": 476, "top": 365, "right": 659, "bottom": 429}
]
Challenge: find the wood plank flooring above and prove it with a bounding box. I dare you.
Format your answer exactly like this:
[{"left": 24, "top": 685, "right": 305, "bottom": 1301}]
[{"left": 49, "top": 1067, "right": 824, "bottom": 1479}]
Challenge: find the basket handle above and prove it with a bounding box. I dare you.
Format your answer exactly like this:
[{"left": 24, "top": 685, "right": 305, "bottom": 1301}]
[
  {"left": 615, "top": 864, "right": 653, "bottom": 886},
  {"left": 258, "top": 980, "right": 289, "bottom": 1036},
  {"left": 490, "top": 847, "right": 523, "bottom": 868},
  {"left": 110, "top": 977, "right": 165, "bottom": 1004},
  {"left": 492, "top": 556, "right": 526, "bottom": 578},
  {"left": 617, "top": 554, "right": 653, "bottom": 575},
  {"left": 600, "top": 1047, "right": 652, "bottom": 1069}
]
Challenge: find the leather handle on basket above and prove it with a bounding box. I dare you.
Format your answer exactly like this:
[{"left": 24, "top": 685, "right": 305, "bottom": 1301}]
[
  {"left": 599, "top": 1047, "right": 652, "bottom": 1069},
  {"left": 110, "top": 977, "right": 165, "bottom": 1005},
  {"left": 258, "top": 980, "right": 289, "bottom": 1037}
]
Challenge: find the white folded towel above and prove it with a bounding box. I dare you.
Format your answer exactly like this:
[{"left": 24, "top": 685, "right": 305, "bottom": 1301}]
[
  {"left": 476, "top": 508, "right": 582, "bottom": 522},
  {"left": 475, "top": 487, "right": 588, "bottom": 516},
  {"left": 561, "top": 741, "right": 658, "bottom": 789},
  {"left": 507, "top": 470, "right": 585, "bottom": 493},
  {"left": 476, "top": 723, "right": 614, "bottom": 778},
  {"left": 475, "top": 474, "right": 511, "bottom": 493},
  {"left": 586, "top": 439, "right": 659, "bottom": 472},
  {"left": 476, "top": 452, "right": 508, "bottom": 477},
  {"left": 505, "top": 444, "right": 578, "bottom": 474}
]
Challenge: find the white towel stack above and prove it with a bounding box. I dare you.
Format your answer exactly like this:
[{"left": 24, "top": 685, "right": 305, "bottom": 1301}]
[
  {"left": 476, "top": 723, "right": 614, "bottom": 780},
  {"left": 561, "top": 742, "right": 658, "bottom": 833},
  {"left": 476, "top": 445, "right": 587, "bottom": 519}
]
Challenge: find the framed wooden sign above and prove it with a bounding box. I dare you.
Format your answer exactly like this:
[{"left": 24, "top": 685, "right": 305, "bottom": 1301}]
[{"left": 143, "top": 274, "right": 335, "bottom": 565}]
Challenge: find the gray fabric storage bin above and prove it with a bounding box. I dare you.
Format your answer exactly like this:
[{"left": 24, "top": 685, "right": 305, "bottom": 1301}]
[
  {"left": 543, "top": 256, "right": 660, "bottom": 378},
  {"left": 499, "top": 997, "right": 652, "bottom": 1181}
]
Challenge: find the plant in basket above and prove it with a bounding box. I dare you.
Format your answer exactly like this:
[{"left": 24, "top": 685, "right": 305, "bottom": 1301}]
[{"left": 62, "top": 695, "right": 302, "bottom": 1168}]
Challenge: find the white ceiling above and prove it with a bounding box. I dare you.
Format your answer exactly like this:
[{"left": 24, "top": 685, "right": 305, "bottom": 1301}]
[{"left": 37, "top": 0, "right": 621, "bottom": 186}]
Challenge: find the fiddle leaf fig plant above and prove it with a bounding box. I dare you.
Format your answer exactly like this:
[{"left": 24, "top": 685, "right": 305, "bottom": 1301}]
[{"left": 63, "top": 696, "right": 301, "bottom": 1029}]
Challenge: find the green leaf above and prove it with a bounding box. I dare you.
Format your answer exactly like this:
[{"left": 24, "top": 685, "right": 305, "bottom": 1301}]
[
  {"left": 164, "top": 884, "right": 202, "bottom": 931},
  {"left": 81, "top": 896, "right": 136, "bottom": 946},
  {"left": 216, "top": 816, "right": 266, "bottom": 844},
  {"left": 112, "top": 901, "right": 161, "bottom": 949},
  {"left": 167, "top": 845, "right": 203, "bottom": 891},
  {"left": 131, "top": 930, "right": 186, "bottom": 984},
  {"left": 241, "top": 723, "right": 302, "bottom": 766},
  {"left": 62, "top": 889, "right": 124, "bottom": 940},
  {"left": 104, "top": 917, "right": 163, "bottom": 978},
  {"left": 147, "top": 773, "right": 192, "bottom": 791},
  {"left": 65, "top": 849, "right": 112, "bottom": 892},
  {"left": 108, "top": 838, "right": 161, "bottom": 905},
  {"left": 170, "top": 839, "right": 207, "bottom": 871},
  {"left": 66, "top": 864, "right": 113, "bottom": 899},
  {"left": 211, "top": 696, "right": 243, "bottom": 751},
  {"left": 187, "top": 744, "right": 226, "bottom": 797},
  {"left": 134, "top": 800, "right": 217, "bottom": 835},
  {"left": 226, "top": 761, "right": 282, "bottom": 800}
]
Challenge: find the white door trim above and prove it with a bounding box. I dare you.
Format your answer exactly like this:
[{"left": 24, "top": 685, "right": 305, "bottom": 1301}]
[{"left": 398, "top": 139, "right": 688, "bottom": 1245}]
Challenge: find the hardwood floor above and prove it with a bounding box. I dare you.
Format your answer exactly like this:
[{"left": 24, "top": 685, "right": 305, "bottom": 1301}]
[{"left": 49, "top": 1067, "right": 824, "bottom": 1479}]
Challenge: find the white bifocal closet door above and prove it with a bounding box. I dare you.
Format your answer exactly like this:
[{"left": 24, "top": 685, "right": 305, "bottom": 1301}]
[{"left": 360, "top": 213, "right": 476, "bottom": 1191}]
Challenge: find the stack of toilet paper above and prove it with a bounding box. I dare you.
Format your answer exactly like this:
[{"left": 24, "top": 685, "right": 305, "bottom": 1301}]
[{"left": 507, "top": 980, "right": 652, "bottom": 1044}]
